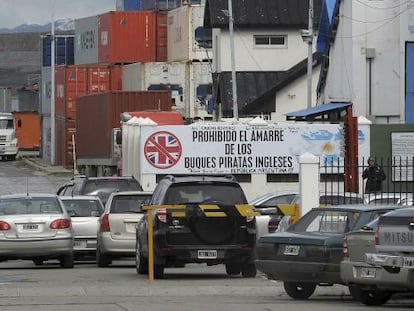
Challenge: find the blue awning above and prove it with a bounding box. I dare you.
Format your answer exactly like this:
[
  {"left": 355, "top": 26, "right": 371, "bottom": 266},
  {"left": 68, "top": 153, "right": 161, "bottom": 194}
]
[{"left": 285, "top": 102, "right": 352, "bottom": 121}]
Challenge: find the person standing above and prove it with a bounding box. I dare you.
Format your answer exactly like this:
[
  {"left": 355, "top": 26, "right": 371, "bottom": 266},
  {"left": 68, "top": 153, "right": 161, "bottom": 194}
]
[{"left": 362, "top": 156, "right": 386, "bottom": 193}]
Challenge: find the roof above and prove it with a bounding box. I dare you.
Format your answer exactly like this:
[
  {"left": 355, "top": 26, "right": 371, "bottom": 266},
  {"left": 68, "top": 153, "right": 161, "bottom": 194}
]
[
  {"left": 285, "top": 102, "right": 352, "bottom": 122},
  {"left": 213, "top": 52, "right": 322, "bottom": 117},
  {"left": 204, "top": 0, "right": 323, "bottom": 29}
]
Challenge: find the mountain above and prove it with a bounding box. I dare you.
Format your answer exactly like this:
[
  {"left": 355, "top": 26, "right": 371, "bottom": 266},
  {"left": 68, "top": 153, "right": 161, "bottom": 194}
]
[{"left": 0, "top": 19, "right": 74, "bottom": 34}]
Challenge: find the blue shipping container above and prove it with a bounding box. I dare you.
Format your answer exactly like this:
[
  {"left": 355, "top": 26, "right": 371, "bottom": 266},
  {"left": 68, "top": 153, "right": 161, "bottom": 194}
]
[
  {"left": 116, "top": 0, "right": 141, "bottom": 10},
  {"left": 42, "top": 35, "right": 75, "bottom": 67}
]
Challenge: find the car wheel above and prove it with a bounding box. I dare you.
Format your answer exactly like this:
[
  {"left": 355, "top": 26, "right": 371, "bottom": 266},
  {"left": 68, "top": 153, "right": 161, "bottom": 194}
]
[
  {"left": 136, "top": 239, "right": 148, "bottom": 275},
  {"left": 348, "top": 285, "right": 362, "bottom": 301},
  {"left": 96, "top": 245, "right": 111, "bottom": 267},
  {"left": 240, "top": 263, "right": 256, "bottom": 278},
  {"left": 283, "top": 282, "right": 316, "bottom": 300},
  {"left": 225, "top": 263, "right": 241, "bottom": 275},
  {"left": 60, "top": 253, "right": 74, "bottom": 268},
  {"left": 358, "top": 288, "right": 392, "bottom": 306},
  {"left": 33, "top": 259, "right": 43, "bottom": 266},
  {"left": 154, "top": 264, "right": 165, "bottom": 279}
]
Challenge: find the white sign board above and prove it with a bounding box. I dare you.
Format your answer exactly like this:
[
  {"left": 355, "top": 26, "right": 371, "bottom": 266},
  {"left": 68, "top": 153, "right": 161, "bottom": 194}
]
[
  {"left": 391, "top": 132, "right": 414, "bottom": 181},
  {"left": 140, "top": 123, "right": 344, "bottom": 174}
]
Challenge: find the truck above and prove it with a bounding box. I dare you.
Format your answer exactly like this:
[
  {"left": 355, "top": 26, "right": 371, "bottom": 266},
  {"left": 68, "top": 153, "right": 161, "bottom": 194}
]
[
  {"left": 75, "top": 90, "right": 176, "bottom": 176},
  {"left": 354, "top": 207, "right": 414, "bottom": 305},
  {"left": 0, "top": 112, "right": 18, "bottom": 161}
]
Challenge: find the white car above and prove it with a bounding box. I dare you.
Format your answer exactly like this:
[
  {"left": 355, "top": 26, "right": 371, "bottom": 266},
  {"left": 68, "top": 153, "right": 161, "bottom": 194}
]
[
  {"left": 0, "top": 193, "right": 74, "bottom": 268},
  {"left": 60, "top": 195, "right": 104, "bottom": 260},
  {"left": 96, "top": 191, "right": 152, "bottom": 267}
]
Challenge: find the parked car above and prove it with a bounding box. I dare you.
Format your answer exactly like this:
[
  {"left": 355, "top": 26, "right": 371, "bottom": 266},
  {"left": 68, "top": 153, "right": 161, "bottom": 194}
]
[
  {"left": 60, "top": 195, "right": 104, "bottom": 260},
  {"left": 136, "top": 174, "right": 257, "bottom": 279},
  {"left": 56, "top": 175, "right": 143, "bottom": 205},
  {"left": 364, "top": 192, "right": 412, "bottom": 205},
  {"left": 255, "top": 204, "right": 399, "bottom": 300},
  {"left": 353, "top": 207, "right": 414, "bottom": 305},
  {"left": 250, "top": 191, "right": 364, "bottom": 239},
  {"left": 96, "top": 191, "right": 152, "bottom": 267},
  {"left": 0, "top": 193, "right": 74, "bottom": 268},
  {"left": 340, "top": 208, "right": 402, "bottom": 305}
]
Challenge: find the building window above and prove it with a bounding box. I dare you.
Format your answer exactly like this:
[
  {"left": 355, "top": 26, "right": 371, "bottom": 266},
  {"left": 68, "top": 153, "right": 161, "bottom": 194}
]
[{"left": 254, "top": 35, "right": 286, "bottom": 48}]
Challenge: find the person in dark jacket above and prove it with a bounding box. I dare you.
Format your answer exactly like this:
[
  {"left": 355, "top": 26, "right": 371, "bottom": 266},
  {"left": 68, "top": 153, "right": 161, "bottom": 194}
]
[{"left": 362, "top": 156, "right": 386, "bottom": 193}]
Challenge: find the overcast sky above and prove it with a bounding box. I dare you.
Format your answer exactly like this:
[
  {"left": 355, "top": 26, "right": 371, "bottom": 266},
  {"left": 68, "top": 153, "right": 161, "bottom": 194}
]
[{"left": 0, "top": 0, "right": 116, "bottom": 28}]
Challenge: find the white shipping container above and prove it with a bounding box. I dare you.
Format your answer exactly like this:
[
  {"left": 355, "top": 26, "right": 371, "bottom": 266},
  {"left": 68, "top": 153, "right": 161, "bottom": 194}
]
[
  {"left": 74, "top": 16, "right": 99, "bottom": 65},
  {"left": 122, "top": 61, "right": 213, "bottom": 119},
  {"left": 167, "top": 5, "right": 211, "bottom": 62},
  {"left": 40, "top": 67, "right": 52, "bottom": 114}
]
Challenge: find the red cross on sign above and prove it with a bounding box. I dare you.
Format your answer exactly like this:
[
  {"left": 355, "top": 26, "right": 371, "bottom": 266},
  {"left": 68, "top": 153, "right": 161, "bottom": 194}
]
[{"left": 144, "top": 131, "right": 182, "bottom": 169}]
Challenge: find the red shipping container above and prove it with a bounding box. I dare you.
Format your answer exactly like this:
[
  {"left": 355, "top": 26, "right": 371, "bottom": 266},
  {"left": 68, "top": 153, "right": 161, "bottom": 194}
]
[
  {"left": 13, "top": 111, "right": 41, "bottom": 150},
  {"left": 55, "top": 64, "right": 123, "bottom": 119},
  {"left": 56, "top": 116, "right": 76, "bottom": 168},
  {"left": 55, "top": 65, "right": 88, "bottom": 119},
  {"left": 98, "top": 11, "right": 157, "bottom": 64},
  {"left": 76, "top": 91, "right": 172, "bottom": 160},
  {"left": 156, "top": 12, "right": 168, "bottom": 62}
]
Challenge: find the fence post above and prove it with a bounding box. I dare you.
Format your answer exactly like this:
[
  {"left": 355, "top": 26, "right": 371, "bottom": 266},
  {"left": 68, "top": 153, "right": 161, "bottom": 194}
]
[{"left": 299, "top": 152, "right": 320, "bottom": 216}]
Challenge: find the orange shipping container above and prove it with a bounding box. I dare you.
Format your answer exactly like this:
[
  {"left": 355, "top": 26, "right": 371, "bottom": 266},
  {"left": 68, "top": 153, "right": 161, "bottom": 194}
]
[
  {"left": 55, "top": 116, "right": 76, "bottom": 168},
  {"left": 13, "top": 111, "right": 40, "bottom": 151},
  {"left": 98, "top": 11, "right": 157, "bottom": 64}
]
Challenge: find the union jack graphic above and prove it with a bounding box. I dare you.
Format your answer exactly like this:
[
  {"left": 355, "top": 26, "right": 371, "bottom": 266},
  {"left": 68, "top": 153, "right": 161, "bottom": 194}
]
[{"left": 144, "top": 131, "right": 182, "bottom": 169}]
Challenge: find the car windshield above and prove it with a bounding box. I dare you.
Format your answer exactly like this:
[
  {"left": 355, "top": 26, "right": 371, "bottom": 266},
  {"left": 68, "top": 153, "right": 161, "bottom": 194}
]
[
  {"left": 164, "top": 183, "right": 247, "bottom": 205},
  {"left": 289, "top": 209, "right": 360, "bottom": 233},
  {"left": 110, "top": 195, "right": 151, "bottom": 213},
  {"left": 0, "top": 197, "right": 62, "bottom": 215},
  {"left": 61, "top": 199, "right": 103, "bottom": 217},
  {"left": 83, "top": 179, "right": 142, "bottom": 204}
]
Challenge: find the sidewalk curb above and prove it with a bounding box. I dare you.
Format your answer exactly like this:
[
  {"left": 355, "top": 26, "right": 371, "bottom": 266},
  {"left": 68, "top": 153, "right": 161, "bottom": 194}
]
[{"left": 21, "top": 157, "right": 73, "bottom": 175}]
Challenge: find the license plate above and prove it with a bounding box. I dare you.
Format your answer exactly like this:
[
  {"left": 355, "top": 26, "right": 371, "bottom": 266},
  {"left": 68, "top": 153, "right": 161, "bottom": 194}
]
[
  {"left": 360, "top": 267, "right": 376, "bottom": 278},
  {"left": 74, "top": 240, "right": 87, "bottom": 248},
  {"left": 403, "top": 257, "right": 414, "bottom": 268},
  {"left": 198, "top": 250, "right": 217, "bottom": 259},
  {"left": 284, "top": 245, "right": 300, "bottom": 256},
  {"left": 22, "top": 224, "right": 39, "bottom": 230}
]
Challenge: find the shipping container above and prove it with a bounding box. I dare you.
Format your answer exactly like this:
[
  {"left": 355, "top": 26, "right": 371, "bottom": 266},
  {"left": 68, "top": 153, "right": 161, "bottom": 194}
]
[
  {"left": 41, "top": 34, "right": 75, "bottom": 67},
  {"left": 98, "top": 11, "right": 157, "bottom": 64},
  {"left": 0, "top": 87, "right": 12, "bottom": 113},
  {"left": 56, "top": 116, "right": 76, "bottom": 168},
  {"left": 122, "top": 61, "right": 212, "bottom": 118},
  {"left": 40, "top": 67, "right": 52, "bottom": 114},
  {"left": 74, "top": 16, "right": 99, "bottom": 65},
  {"left": 167, "top": 4, "right": 211, "bottom": 62},
  {"left": 76, "top": 90, "right": 172, "bottom": 163},
  {"left": 41, "top": 114, "right": 51, "bottom": 162},
  {"left": 156, "top": 11, "right": 168, "bottom": 62},
  {"left": 16, "top": 88, "right": 39, "bottom": 112},
  {"left": 141, "top": 0, "right": 205, "bottom": 10},
  {"left": 12, "top": 111, "right": 40, "bottom": 151},
  {"left": 116, "top": 0, "right": 141, "bottom": 10},
  {"left": 55, "top": 64, "right": 123, "bottom": 119}
]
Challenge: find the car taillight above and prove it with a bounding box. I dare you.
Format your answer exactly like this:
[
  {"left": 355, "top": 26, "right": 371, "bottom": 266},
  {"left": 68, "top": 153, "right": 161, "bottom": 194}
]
[
  {"left": 374, "top": 227, "right": 379, "bottom": 245},
  {"left": 268, "top": 217, "right": 280, "bottom": 233},
  {"left": 100, "top": 214, "right": 110, "bottom": 232},
  {"left": 156, "top": 208, "right": 167, "bottom": 223},
  {"left": 50, "top": 218, "right": 71, "bottom": 229},
  {"left": 0, "top": 220, "right": 11, "bottom": 231},
  {"left": 343, "top": 236, "right": 349, "bottom": 257}
]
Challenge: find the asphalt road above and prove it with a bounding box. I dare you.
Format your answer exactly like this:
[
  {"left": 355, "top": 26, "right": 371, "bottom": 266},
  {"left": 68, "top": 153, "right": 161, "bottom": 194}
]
[{"left": 0, "top": 158, "right": 413, "bottom": 310}]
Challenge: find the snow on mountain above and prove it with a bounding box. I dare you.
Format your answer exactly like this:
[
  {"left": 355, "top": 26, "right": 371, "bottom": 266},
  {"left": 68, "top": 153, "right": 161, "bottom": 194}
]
[{"left": 0, "top": 19, "right": 74, "bottom": 34}]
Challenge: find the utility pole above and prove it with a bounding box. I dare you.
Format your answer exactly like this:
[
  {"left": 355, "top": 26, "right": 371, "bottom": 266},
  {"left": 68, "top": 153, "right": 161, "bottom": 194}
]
[
  {"left": 307, "top": 0, "right": 313, "bottom": 109},
  {"left": 50, "top": 0, "right": 56, "bottom": 165},
  {"left": 228, "top": 0, "right": 238, "bottom": 120}
]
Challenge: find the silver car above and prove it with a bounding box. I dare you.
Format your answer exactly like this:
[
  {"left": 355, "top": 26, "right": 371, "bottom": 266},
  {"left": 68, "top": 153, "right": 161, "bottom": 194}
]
[
  {"left": 60, "top": 195, "right": 104, "bottom": 260},
  {"left": 0, "top": 193, "right": 74, "bottom": 268},
  {"left": 96, "top": 191, "right": 152, "bottom": 267}
]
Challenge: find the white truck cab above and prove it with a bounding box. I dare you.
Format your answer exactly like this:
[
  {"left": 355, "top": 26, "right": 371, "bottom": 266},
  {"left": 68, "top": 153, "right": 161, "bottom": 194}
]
[{"left": 0, "top": 112, "right": 18, "bottom": 160}]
